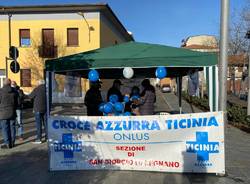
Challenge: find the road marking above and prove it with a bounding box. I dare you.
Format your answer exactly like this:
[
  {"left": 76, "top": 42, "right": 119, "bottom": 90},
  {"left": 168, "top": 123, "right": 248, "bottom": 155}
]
[{"left": 159, "top": 92, "right": 174, "bottom": 111}]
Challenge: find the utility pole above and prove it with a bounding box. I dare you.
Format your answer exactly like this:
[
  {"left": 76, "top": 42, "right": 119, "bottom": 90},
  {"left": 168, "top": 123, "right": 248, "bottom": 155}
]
[
  {"left": 218, "top": 0, "right": 229, "bottom": 117},
  {"left": 218, "top": 2, "right": 229, "bottom": 176},
  {"left": 6, "top": 13, "right": 12, "bottom": 78}
]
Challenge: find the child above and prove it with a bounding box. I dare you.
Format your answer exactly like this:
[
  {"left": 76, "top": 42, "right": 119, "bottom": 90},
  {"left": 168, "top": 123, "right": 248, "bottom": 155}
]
[{"left": 130, "top": 86, "right": 140, "bottom": 116}]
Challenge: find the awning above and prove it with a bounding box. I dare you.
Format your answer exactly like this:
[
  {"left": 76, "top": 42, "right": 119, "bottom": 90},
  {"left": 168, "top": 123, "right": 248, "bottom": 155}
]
[
  {"left": 45, "top": 41, "right": 219, "bottom": 112},
  {"left": 46, "top": 41, "right": 218, "bottom": 75}
]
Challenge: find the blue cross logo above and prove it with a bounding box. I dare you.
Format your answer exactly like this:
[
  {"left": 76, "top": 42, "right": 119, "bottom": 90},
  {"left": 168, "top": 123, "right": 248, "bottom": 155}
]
[
  {"left": 186, "top": 132, "right": 219, "bottom": 161},
  {"left": 54, "top": 133, "right": 82, "bottom": 159}
]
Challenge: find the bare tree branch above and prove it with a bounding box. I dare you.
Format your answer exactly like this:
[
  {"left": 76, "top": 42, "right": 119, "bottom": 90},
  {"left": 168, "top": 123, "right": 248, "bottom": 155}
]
[{"left": 229, "top": 1, "right": 250, "bottom": 55}]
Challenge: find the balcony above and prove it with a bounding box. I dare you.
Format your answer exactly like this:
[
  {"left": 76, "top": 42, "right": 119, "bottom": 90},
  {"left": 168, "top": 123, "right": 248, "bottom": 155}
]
[{"left": 38, "top": 45, "right": 58, "bottom": 58}]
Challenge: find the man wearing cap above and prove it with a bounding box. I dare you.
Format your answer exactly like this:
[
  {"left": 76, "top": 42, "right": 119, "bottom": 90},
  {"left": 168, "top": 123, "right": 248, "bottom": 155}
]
[
  {"left": 107, "top": 79, "right": 123, "bottom": 102},
  {"left": 84, "top": 81, "right": 103, "bottom": 116}
]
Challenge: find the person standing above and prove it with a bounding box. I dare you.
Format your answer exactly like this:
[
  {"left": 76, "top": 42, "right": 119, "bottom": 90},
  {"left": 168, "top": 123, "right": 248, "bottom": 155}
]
[
  {"left": 139, "top": 79, "right": 156, "bottom": 115},
  {"left": 84, "top": 81, "right": 103, "bottom": 116},
  {"left": 29, "top": 80, "right": 46, "bottom": 144},
  {"left": 107, "top": 79, "right": 123, "bottom": 102},
  {"left": 11, "top": 81, "right": 24, "bottom": 141},
  {"left": 0, "top": 79, "right": 18, "bottom": 149}
]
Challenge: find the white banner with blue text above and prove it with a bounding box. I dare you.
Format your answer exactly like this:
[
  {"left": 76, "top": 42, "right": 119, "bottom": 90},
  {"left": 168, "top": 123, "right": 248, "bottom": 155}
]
[{"left": 48, "top": 111, "right": 225, "bottom": 173}]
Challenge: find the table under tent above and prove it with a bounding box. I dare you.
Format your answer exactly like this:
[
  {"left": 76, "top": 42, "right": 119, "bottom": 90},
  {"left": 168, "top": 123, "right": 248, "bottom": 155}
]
[{"left": 45, "top": 41, "right": 218, "bottom": 116}]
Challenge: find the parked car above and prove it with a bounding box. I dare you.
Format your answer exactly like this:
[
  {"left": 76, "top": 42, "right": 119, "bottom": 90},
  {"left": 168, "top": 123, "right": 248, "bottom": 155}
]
[{"left": 161, "top": 84, "right": 171, "bottom": 93}]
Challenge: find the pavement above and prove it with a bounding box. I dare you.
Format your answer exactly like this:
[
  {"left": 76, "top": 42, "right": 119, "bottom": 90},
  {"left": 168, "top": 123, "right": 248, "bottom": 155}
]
[{"left": 0, "top": 91, "right": 250, "bottom": 184}]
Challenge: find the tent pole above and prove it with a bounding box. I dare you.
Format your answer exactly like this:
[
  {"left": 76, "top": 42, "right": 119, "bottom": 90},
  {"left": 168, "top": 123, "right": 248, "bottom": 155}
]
[
  {"left": 46, "top": 71, "right": 51, "bottom": 171},
  {"left": 46, "top": 71, "right": 51, "bottom": 117},
  {"left": 177, "top": 76, "right": 182, "bottom": 114}
]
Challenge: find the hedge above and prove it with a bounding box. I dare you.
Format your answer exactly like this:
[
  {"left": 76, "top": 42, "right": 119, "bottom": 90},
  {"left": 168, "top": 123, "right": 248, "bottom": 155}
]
[{"left": 182, "top": 92, "right": 250, "bottom": 129}]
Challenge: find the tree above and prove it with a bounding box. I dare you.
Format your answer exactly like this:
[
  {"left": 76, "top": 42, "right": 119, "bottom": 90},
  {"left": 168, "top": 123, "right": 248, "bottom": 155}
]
[
  {"left": 228, "top": 1, "right": 250, "bottom": 95},
  {"left": 229, "top": 1, "right": 250, "bottom": 55},
  {"left": 21, "top": 32, "right": 77, "bottom": 93}
]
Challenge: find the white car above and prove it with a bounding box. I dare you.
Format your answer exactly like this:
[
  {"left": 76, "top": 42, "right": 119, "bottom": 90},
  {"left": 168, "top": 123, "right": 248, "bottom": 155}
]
[{"left": 161, "top": 84, "right": 171, "bottom": 93}]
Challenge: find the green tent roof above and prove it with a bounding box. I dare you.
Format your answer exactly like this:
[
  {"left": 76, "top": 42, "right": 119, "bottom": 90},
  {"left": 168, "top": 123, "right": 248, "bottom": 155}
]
[{"left": 46, "top": 41, "right": 218, "bottom": 72}]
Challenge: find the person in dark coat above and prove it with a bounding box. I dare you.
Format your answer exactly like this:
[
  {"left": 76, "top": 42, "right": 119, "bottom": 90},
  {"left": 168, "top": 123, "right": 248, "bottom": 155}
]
[
  {"left": 139, "top": 79, "right": 156, "bottom": 115},
  {"left": 0, "top": 79, "right": 18, "bottom": 149},
  {"left": 107, "top": 79, "right": 123, "bottom": 102},
  {"left": 84, "top": 81, "right": 103, "bottom": 116},
  {"left": 29, "top": 80, "right": 46, "bottom": 144},
  {"left": 11, "top": 81, "right": 24, "bottom": 140}
]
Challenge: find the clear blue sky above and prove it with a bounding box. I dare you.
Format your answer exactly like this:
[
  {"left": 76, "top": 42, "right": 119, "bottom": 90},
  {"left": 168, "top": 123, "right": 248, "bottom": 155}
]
[{"left": 0, "top": 0, "right": 247, "bottom": 47}]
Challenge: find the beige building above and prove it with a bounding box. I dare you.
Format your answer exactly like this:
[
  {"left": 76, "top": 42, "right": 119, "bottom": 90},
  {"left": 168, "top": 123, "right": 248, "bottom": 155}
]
[
  {"left": 0, "top": 4, "right": 133, "bottom": 93},
  {"left": 181, "top": 35, "right": 218, "bottom": 52}
]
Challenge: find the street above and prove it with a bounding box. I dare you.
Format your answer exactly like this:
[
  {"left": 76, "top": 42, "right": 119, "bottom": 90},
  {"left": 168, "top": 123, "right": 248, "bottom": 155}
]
[{"left": 0, "top": 92, "right": 249, "bottom": 184}]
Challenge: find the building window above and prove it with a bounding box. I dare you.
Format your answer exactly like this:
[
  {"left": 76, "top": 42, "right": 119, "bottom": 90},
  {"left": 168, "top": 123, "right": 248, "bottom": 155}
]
[
  {"left": 20, "top": 69, "right": 31, "bottom": 87},
  {"left": 67, "top": 28, "right": 79, "bottom": 46},
  {"left": 19, "top": 29, "right": 31, "bottom": 47}
]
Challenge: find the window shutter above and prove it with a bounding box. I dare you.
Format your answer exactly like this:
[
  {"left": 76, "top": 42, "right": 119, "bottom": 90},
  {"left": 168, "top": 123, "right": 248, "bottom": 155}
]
[
  {"left": 20, "top": 29, "right": 30, "bottom": 38},
  {"left": 21, "top": 69, "right": 31, "bottom": 87},
  {"left": 20, "top": 29, "right": 30, "bottom": 46},
  {"left": 67, "top": 28, "right": 78, "bottom": 46}
]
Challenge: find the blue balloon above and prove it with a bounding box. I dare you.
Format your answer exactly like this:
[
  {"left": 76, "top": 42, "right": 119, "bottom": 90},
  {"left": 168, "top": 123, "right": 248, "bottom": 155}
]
[
  {"left": 98, "top": 103, "right": 105, "bottom": 112},
  {"left": 131, "top": 95, "right": 140, "bottom": 101},
  {"left": 123, "top": 112, "right": 131, "bottom": 116},
  {"left": 123, "top": 96, "right": 130, "bottom": 103},
  {"left": 88, "top": 69, "right": 99, "bottom": 82},
  {"left": 114, "top": 102, "right": 124, "bottom": 112},
  {"left": 155, "top": 67, "right": 167, "bottom": 79},
  {"left": 109, "top": 94, "right": 119, "bottom": 104},
  {"left": 103, "top": 103, "right": 113, "bottom": 114}
]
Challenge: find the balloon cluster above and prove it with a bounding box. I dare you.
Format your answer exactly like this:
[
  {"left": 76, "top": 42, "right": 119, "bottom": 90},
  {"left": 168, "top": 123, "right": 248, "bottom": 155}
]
[
  {"left": 88, "top": 66, "right": 167, "bottom": 81},
  {"left": 98, "top": 95, "right": 140, "bottom": 116},
  {"left": 98, "top": 94, "right": 127, "bottom": 116}
]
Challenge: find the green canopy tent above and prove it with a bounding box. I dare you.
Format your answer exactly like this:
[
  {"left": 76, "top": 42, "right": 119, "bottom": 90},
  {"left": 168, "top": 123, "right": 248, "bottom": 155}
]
[{"left": 45, "top": 41, "right": 218, "bottom": 114}]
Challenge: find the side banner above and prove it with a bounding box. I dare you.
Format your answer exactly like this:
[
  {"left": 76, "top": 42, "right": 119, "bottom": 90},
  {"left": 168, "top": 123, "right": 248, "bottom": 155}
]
[{"left": 48, "top": 112, "right": 225, "bottom": 173}]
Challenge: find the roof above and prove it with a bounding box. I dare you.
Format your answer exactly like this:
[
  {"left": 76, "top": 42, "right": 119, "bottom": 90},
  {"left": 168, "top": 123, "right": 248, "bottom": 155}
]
[
  {"left": 228, "top": 54, "right": 249, "bottom": 66},
  {"left": 0, "top": 4, "right": 134, "bottom": 41},
  {"left": 0, "top": 4, "right": 104, "bottom": 11},
  {"left": 45, "top": 41, "right": 218, "bottom": 78},
  {"left": 183, "top": 44, "right": 218, "bottom": 50}
]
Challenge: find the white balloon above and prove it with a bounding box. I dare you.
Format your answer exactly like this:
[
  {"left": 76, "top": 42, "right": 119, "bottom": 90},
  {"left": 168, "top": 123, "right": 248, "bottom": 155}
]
[{"left": 123, "top": 67, "right": 134, "bottom": 79}]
